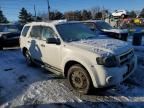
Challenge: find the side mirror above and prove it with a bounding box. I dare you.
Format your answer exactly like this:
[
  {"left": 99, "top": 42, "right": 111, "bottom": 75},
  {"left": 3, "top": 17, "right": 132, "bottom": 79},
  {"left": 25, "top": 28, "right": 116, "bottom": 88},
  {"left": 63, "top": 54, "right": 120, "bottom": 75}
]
[{"left": 46, "top": 38, "right": 61, "bottom": 45}]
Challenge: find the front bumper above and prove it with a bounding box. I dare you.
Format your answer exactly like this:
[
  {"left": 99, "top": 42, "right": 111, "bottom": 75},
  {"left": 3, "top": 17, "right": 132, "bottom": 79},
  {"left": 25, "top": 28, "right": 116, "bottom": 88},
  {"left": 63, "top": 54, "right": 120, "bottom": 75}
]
[{"left": 92, "top": 55, "right": 137, "bottom": 88}]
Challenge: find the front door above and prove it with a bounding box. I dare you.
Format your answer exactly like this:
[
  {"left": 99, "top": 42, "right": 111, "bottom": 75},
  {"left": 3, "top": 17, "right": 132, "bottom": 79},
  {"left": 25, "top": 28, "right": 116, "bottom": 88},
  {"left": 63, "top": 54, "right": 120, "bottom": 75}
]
[{"left": 39, "top": 26, "right": 61, "bottom": 69}]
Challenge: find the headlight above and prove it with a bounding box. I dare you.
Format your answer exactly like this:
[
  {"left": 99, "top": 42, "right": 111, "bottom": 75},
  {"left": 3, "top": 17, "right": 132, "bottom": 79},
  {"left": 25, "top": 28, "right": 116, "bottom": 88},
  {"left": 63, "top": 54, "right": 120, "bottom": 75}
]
[{"left": 96, "top": 56, "right": 118, "bottom": 67}]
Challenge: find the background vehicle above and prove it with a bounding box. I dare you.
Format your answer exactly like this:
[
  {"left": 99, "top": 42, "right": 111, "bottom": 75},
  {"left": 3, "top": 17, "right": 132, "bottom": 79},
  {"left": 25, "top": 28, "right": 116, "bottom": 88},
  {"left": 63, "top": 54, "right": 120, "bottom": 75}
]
[
  {"left": 20, "top": 21, "right": 137, "bottom": 94},
  {"left": 82, "top": 20, "right": 128, "bottom": 41},
  {"left": 112, "top": 10, "right": 128, "bottom": 18},
  {"left": 0, "top": 24, "right": 21, "bottom": 50}
]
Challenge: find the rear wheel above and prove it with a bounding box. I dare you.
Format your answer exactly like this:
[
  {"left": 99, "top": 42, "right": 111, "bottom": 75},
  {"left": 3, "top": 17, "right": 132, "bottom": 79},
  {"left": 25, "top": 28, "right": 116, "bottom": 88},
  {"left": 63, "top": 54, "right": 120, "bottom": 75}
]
[
  {"left": 67, "top": 64, "right": 92, "bottom": 94},
  {"left": 25, "top": 50, "right": 34, "bottom": 66}
]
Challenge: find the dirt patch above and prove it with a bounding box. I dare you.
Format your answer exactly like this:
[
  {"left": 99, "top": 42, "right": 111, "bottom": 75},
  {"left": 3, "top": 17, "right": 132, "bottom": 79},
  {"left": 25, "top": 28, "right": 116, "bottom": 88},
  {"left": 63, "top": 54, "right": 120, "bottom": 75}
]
[
  {"left": 4, "top": 68, "right": 13, "bottom": 71},
  {"left": 18, "top": 75, "right": 27, "bottom": 83}
]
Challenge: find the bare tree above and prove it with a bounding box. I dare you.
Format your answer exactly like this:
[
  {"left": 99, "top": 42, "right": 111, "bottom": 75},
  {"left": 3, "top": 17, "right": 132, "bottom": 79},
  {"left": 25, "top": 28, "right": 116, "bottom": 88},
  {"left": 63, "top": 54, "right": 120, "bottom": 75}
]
[
  {"left": 64, "top": 11, "right": 81, "bottom": 21},
  {"left": 39, "top": 10, "right": 64, "bottom": 21},
  {"left": 81, "top": 10, "right": 92, "bottom": 20},
  {"left": 90, "top": 7, "right": 101, "bottom": 19}
]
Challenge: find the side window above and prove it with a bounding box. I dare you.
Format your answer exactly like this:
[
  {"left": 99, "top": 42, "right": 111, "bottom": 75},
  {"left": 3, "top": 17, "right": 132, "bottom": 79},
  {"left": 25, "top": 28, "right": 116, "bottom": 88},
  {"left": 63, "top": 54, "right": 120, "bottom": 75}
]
[
  {"left": 22, "top": 26, "right": 30, "bottom": 37},
  {"left": 30, "top": 26, "right": 42, "bottom": 39},
  {"left": 41, "top": 26, "right": 56, "bottom": 40}
]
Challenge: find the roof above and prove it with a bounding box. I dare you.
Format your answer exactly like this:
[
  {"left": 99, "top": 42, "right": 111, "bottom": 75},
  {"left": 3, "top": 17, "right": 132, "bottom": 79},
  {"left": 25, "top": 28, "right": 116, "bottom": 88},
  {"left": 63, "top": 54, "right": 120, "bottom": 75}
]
[
  {"left": 115, "top": 9, "right": 126, "bottom": 11},
  {"left": 24, "top": 20, "right": 81, "bottom": 27}
]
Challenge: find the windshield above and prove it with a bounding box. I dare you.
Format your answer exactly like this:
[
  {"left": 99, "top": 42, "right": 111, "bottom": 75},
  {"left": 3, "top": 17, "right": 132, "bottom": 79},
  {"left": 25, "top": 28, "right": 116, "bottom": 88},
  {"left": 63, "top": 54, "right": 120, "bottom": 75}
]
[
  {"left": 0, "top": 25, "right": 19, "bottom": 32},
  {"left": 56, "top": 23, "right": 96, "bottom": 42},
  {"left": 96, "top": 21, "right": 113, "bottom": 30}
]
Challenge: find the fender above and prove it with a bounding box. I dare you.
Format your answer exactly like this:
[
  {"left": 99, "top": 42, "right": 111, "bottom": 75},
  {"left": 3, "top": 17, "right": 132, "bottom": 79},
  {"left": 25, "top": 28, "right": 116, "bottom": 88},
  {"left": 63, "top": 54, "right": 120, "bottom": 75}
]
[{"left": 62, "top": 53, "right": 100, "bottom": 87}]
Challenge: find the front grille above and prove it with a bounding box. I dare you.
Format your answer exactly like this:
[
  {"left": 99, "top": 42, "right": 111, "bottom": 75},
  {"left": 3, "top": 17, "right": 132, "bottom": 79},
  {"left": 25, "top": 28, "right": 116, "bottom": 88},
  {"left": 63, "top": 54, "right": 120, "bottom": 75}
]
[{"left": 119, "top": 49, "right": 134, "bottom": 65}]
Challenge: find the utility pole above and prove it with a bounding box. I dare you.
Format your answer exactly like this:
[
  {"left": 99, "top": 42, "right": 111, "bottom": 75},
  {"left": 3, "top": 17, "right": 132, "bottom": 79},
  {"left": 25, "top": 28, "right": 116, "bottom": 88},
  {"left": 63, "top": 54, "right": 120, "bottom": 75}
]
[
  {"left": 34, "top": 4, "right": 37, "bottom": 21},
  {"left": 47, "top": 0, "right": 50, "bottom": 20}
]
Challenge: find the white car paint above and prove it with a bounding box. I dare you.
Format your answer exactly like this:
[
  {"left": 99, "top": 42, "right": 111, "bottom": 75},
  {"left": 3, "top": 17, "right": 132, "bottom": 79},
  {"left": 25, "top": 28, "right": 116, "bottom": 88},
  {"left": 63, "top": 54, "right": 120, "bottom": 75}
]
[
  {"left": 112, "top": 10, "right": 127, "bottom": 17},
  {"left": 20, "top": 21, "right": 137, "bottom": 88}
]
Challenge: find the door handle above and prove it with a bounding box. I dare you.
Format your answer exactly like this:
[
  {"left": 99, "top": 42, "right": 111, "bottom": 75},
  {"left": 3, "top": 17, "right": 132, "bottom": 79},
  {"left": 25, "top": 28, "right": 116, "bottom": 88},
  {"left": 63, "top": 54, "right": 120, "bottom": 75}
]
[{"left": 41, "top": 44, "right": 45, "bottom": 47}]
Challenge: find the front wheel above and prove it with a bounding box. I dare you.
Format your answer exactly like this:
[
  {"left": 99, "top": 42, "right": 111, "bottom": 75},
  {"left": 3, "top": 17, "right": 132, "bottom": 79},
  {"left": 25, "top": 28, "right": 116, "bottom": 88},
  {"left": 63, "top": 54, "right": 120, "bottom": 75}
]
[{"left": 67, "top": 64, "right": 92, "bottom": 94}]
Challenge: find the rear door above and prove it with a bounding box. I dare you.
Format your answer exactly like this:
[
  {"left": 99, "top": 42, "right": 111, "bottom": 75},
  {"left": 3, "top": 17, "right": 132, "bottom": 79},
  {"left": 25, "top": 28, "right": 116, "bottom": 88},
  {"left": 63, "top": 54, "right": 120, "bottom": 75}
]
[{"left": 28, "top": 25, "right": 43, "bottom": 61}]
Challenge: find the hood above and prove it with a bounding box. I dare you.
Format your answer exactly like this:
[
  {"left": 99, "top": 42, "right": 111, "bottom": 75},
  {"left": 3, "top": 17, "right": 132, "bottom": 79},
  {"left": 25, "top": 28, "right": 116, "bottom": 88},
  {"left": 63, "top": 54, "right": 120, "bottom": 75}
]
[
  {"left": 69, "top": 38, "right": 132, "bottom": 57},
  {"left": 102, "top": 29, "right": 128, "bottom": 34}
]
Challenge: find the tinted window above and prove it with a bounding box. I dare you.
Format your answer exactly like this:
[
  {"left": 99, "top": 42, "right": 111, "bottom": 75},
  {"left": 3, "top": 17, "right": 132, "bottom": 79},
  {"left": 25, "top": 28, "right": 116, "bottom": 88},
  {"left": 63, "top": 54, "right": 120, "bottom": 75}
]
[
  {"left": 42, "top": 27, "right": 55, "bottom": 40},
  {"left": 22, "top": 26, "right": 30, "bottom": 37},
  {"left": 56, "top": 23, "right": 96, "bottom": 42},
  {"left": 30, "top": 26, "right": 42, "bottom": 39},
  {"left": 84, "top": 23, "right": 96, "bottom": 30},
  {"left": 96, "top": 21, "right": 113, "bottom": 30},
  {"left": 0, "top": 25, "right": 20, "bottom": 32}
]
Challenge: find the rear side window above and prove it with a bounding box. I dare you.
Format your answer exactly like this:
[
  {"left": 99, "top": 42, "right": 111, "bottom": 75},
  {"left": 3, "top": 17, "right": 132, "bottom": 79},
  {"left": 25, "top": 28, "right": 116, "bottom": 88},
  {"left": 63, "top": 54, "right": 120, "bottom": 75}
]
[
  {"left": 22, "top": 26, "right": 30, "bottom": 37},
  {"left": 30, "top": 26, "right": 42, "bottom": 39}
]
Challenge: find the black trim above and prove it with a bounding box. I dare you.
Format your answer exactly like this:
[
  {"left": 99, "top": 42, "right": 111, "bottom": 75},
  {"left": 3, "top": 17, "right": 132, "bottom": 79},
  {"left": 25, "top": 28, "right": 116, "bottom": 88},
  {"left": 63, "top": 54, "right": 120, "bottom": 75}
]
[
  {"left": 45, "top": 63, "right": 62, "bottom": 73},
  {"left": 33, "top": 59, "right": 62, "bottom": 73}
]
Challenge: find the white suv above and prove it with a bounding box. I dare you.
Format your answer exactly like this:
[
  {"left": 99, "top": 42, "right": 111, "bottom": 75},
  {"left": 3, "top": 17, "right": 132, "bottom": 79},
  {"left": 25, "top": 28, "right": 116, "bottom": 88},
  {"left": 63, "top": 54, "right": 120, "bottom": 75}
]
[
  {"left": 20, "top": 21, "right": 137, "bottom": 94},
  {"left": 112, "top": 10, "right": 127, "bottom": 18}
]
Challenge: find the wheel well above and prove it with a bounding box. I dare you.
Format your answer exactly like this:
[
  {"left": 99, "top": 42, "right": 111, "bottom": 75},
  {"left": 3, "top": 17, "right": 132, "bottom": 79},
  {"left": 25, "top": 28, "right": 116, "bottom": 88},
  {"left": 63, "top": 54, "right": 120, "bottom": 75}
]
[
  {"left": 121, "top": 14, "right": 126, "bottom": 18},
  {"left": 64, "top": 61, "right": 94, "bottom": 88},
  {"left": 22, "top": 47, "right": 27, "bottom": 56},
  {"left": 64, "top": 61, "right": 86, "bottom": 77}
]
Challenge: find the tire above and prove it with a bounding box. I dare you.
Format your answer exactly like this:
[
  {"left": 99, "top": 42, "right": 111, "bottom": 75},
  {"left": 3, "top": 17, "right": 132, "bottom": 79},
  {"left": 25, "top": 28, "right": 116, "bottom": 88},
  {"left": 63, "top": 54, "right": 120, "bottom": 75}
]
[
  {"left": 67, "top": 64, "right": 92, "bottom": 94},
  {"left": 25, "top": 50, "right": 34, "bottom": 66}
]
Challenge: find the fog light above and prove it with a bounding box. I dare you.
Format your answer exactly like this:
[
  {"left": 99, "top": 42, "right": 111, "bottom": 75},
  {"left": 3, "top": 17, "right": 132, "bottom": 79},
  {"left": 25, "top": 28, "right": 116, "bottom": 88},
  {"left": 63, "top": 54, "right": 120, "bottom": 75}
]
[{"left": 106, "top": 76, "right": 113, "bottom": 84}]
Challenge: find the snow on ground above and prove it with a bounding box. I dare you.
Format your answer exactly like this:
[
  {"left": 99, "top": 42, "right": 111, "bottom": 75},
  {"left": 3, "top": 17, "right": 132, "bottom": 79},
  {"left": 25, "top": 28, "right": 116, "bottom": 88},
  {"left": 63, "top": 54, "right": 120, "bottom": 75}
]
[{"left": 0, "top": 47, "right": 144, "bottom": 108}]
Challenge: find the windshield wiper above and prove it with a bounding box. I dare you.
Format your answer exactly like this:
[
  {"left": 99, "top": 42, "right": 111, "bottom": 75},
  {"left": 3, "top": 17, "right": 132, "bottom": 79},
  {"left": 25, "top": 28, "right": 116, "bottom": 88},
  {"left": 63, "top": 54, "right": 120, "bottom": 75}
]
[{"left": 67, "top": 39, "right": 80, "bottom": 42}]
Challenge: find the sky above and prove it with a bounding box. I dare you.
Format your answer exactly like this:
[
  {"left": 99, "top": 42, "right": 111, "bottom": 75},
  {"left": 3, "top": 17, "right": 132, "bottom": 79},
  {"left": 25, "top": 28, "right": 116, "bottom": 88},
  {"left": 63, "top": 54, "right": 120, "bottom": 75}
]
[{"left": 0, "top": 0, "right": 143, "bottom": 21}]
